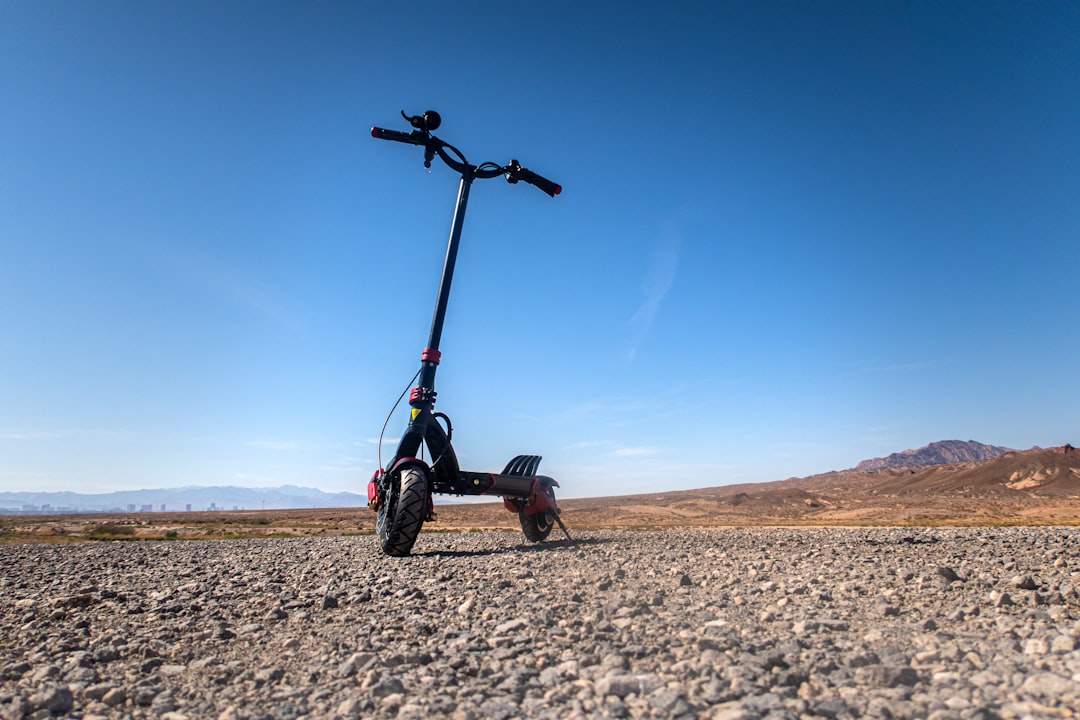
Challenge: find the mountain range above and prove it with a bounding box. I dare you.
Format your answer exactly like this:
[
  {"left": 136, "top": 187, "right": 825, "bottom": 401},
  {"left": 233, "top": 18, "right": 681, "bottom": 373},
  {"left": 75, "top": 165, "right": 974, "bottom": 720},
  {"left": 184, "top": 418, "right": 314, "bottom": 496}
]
[
  {"left": 1, "top": 440, "right": 1069, "bottom": 516},
  {"left": 0, "top": 484, "right": 366, "bottom": 514},
  {"left": 852, "top": 439, "right": 1012, "bottom": 472},
  {"left": 543, "top": 442, "right": 1080, "bottom": 529}
]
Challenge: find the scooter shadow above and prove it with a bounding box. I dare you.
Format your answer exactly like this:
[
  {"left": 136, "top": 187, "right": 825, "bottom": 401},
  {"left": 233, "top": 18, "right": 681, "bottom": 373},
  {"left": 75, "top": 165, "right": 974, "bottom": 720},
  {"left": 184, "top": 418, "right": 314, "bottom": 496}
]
[{"left": 415, "top": 536, "right": 611, "bottom": 559}]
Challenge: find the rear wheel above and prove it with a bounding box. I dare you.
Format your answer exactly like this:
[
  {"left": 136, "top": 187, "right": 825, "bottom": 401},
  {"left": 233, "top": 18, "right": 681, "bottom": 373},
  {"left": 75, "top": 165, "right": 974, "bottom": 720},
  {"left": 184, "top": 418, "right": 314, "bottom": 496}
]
[
  {"left": 377, "top": 468, "right": 428, "bottom": 556},
  {"left": 519, "top": 486, "right": 556, "bottom": 542}
]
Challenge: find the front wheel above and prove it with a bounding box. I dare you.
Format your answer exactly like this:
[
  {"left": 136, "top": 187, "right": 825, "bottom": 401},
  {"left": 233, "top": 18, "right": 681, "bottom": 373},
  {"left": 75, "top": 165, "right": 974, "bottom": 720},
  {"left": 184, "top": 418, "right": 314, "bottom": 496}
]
[
  {"left": 377, "top": 468, "right": 428, "bottom": 556},
  {"left": 519, "top": 486, "right": 556, "bottom": 542}
]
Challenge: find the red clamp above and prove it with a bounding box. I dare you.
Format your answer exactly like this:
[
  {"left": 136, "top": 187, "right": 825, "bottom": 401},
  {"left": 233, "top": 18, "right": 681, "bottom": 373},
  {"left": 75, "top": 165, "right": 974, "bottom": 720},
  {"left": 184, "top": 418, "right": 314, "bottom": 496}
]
[
  {"left": 409, "top": 387, "right": 437, "bottom": 406},
  {"left": 421, "top": 348, "right": 442, "bottom": 365}
]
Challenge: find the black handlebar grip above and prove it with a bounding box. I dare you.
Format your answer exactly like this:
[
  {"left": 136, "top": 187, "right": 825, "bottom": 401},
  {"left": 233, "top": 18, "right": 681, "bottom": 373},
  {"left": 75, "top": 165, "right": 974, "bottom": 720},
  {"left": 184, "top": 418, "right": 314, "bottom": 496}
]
[
  {"left": 520, "top": 168, "right": 562, "bottom": 197},
  {"left": 371, "top": 127, "right": 422, "bottom": 145}
]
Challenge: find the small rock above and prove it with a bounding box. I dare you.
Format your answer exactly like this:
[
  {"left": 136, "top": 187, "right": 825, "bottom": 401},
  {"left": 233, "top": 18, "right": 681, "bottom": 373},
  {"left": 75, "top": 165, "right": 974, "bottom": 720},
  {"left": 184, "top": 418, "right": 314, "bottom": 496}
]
[
  {"left": 596, "top": 673, "right": 662, "bottom": 698},
  {"left": 133, "top": 685, "right": 161, "bottom": 707},
  {"left": 994, "top": 592, "right": 1015, "bottom": 607},
  {"left": 1021, "top": 672, "right": 1076, "bottom": 697},
  {"left": 854, "top": 664, "right": 919, "bottom": 688},
  {"left": 151, "top": 692, "right": 176, "bottom": 713},
  {"left": 1012, "top": 574, "right": 1038, "bottom": 590},
  {"left": 649, "top": 689, "right": 691, "bottom": 715},
  {"left": 33, "top": 685, "right": 74, "bottom": 715},
  {"left": 848, "top": 652, "right": 880, "bottom": 668},
  {"left": 1023, "top": 637, "right": 1050, "bottom": 655},
  {"left": 370, "top": 678, "right": 405, "bottom": 699},
  {"left": 338, "top": 652, "right": 376, "bottom": 677},
  {"left": 936, "top": 566, "right": 961, "bottom": 583},
  {"left": 254, "top": 667, "right": 284, "bottom": 685},
  {"left": 494, "top": 618, "right": 527, "bottom": 634},
  {"left": 711, "top": 702, "right": 750, "bottom": 720},
  {"left": 337, "top": 698, "right": 363, "bottom": 718},
  {"left": 1051, "top": 634, "right": 1077, "bottom": 653},
  {"left": 83, "top": 683, "right": 114, "bottom": 701},
  {"left": 101, "top": 687, "right": 126, "bottom": 707},
  {"left": 876, "top": 602, "right": 901, "bottom": 617},
  {"left": 29, "top": 665, "right": 60, "bottom": 683}
]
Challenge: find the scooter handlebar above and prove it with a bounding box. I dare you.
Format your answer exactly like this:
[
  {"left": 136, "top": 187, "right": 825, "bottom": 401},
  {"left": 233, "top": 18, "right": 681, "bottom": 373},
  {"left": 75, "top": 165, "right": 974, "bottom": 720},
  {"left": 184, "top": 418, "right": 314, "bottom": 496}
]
[
  {"left": 371, "top": 126, "right": 425, "bottom": 145},
  {"left": 374, "top": 117, "right": 561, "bottom": 197},
  {"left": 519, "top": 168, "right": 562, "bottom": 197}
]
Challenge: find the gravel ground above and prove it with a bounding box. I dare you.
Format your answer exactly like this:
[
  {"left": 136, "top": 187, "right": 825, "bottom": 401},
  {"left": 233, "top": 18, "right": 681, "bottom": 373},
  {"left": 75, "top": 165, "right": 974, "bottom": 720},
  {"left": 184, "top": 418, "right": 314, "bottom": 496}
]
[{"left": 2, "top": 527, "right": 1079, "bottom": 720}]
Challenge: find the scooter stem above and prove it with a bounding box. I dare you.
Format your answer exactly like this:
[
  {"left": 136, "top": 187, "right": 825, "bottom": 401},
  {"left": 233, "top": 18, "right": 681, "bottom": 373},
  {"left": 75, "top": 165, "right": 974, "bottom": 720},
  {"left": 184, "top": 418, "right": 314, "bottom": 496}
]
[
  {"left": 416, "top": 172, "right": 473, "bottom": 405},
  {"left": 428, "top": 176, "right": 472, "bottom": 354}
]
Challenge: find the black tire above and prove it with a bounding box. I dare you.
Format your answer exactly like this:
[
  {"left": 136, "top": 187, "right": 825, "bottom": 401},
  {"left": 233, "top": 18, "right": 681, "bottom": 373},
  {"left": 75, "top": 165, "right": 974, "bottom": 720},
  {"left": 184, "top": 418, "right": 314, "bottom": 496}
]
[
  {"left": 376, "top": 467, "right": 428, "bottom": 556},
  {"left": 519, "top": 487, "right": 556, "bottom": 542}
]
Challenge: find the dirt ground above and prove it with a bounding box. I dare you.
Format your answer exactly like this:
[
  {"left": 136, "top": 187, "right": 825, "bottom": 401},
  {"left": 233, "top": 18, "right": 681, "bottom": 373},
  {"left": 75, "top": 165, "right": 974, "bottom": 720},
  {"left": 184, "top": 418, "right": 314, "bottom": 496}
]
[{"left": 3, "top": 488, "right": 1079, "bottom": 545}]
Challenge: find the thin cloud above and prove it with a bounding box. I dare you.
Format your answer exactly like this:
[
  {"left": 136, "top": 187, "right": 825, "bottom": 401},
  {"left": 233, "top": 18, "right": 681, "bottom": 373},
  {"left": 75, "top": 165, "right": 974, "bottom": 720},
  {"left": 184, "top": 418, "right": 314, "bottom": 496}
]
[
  {"left": 612, "top": 446, "right": 662, "bottom": 457},
  {"left": 862, "top": 361, "right": 934, "bottom": 373},
  {"left": 150, "top": 240, "right": 302, "bottom": 330},
  {"left": 0, "top": 431, "right": 57, "bottom": 440},
  {"left": 365, "top": 437, "right": 400, "bottom": 446},
  {"left": 1, "top": 428, "right": 134, "bottom": 441},
  {"left": 318, "top": 456, "right": 367, "bottom": 472},
  {"left": 565, "top": 441, "right": 662, "bottom": 458},
  {"left": 626, "top": 225, "right": 681, "bottom": 360},
  {"left": 245, "top": 440, "right": 301, "bottom": 450},
  {"left": 565, "top": 440, "right": 617, "bottom": 450},
  {"left": 561, "top": 398, "right": 646, "bottom": 419}
]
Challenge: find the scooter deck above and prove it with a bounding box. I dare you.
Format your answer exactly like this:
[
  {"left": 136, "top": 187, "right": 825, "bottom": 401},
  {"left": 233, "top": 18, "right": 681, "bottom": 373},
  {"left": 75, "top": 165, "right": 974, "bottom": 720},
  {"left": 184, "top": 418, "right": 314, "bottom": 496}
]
[
  {"left": 446, "top": 470, "right": 553, "bottom": 498},
  {"left": 429, "top": 454, "right": 551, "bottom": 499}
]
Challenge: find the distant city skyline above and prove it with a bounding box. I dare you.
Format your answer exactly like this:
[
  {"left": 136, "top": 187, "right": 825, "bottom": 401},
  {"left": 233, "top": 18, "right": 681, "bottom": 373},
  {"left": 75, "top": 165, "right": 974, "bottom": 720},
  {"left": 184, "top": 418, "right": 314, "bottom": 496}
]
[{"left": 1, "top": 483, "right": 367, "bottom": 514}]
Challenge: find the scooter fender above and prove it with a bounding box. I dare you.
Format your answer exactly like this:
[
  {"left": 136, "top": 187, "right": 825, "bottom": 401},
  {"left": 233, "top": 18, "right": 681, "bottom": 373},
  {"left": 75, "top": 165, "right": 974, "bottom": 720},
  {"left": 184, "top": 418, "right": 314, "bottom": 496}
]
[
  {"left": 519, "top": 476, "right": 560, "bottom": 516},
  {"left": 389, "top": 458, "right": 436, "bottom": 521},
  {"left": 389, "top": 457, "right": 430, "bottom": 477}
]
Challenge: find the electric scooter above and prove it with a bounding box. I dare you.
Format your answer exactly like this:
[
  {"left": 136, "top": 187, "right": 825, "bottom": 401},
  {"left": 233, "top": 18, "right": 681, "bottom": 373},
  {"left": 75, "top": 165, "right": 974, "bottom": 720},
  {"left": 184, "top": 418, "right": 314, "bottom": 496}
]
[{"left": 366, "top": 110, "right": 570, "bottom": 557}]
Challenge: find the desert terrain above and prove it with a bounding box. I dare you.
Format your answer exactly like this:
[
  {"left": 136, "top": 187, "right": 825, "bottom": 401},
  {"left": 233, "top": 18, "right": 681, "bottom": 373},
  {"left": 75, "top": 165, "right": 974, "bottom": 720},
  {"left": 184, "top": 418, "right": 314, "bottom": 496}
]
[
  {"left": 2, "top": 445, "right": 1079, "bottom": 719},
  {"left": 3, "top": 528, "right": 1080, "bottom": 719},
  {"left": 2, "top": 445, "right": 1077, "bottom": 543}
]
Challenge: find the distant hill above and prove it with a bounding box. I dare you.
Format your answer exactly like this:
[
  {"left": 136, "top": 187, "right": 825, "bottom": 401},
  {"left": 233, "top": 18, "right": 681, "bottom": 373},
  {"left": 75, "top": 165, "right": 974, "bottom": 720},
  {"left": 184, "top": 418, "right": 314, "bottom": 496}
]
[
  {"left": 527, "top": 443, "right": 1080, "bottom": 528},
  {"left": 853, "top": 439, "right": 1013, "bottom": 472},
  {"left": 0, "top": 485, "right": 367, "bottom": 514}
]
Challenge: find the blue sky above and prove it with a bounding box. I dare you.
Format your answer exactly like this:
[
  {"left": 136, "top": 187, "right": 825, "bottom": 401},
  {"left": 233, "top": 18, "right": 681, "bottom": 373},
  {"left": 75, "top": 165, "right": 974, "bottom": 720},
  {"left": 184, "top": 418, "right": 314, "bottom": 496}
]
[{"left": 2, "top": 1, "right": 1077, "bottom": 498}]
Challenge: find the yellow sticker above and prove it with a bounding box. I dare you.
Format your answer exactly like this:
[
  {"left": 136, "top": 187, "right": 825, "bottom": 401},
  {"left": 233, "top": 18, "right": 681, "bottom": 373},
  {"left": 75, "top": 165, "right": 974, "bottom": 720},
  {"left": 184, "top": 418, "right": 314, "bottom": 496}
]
[{"left": 411, "top": 408, "right": 420, "bottom": 421}]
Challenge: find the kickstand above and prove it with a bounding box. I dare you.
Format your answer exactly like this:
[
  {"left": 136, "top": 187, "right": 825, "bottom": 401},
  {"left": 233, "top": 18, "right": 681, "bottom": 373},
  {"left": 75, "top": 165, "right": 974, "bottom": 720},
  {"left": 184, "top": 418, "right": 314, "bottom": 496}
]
[{"left": 553, "top": 511, "right": 572, "bottom": 542}]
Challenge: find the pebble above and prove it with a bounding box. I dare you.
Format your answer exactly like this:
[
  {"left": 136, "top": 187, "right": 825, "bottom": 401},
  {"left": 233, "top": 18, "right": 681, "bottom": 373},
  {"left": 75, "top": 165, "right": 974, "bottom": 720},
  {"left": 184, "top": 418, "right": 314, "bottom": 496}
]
[{"left": 1, "top": 527, "right": 1078, "bottom": 718}]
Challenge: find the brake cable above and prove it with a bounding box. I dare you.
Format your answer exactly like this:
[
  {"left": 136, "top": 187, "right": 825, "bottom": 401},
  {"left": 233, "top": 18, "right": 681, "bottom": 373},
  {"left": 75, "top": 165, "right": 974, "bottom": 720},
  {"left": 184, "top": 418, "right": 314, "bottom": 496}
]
[{"left": 377, "top": 368, "right": 421, "bottom": 473}]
